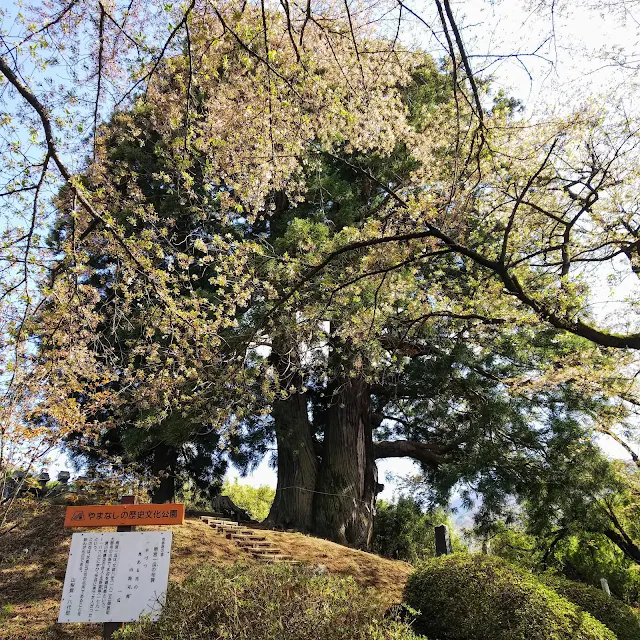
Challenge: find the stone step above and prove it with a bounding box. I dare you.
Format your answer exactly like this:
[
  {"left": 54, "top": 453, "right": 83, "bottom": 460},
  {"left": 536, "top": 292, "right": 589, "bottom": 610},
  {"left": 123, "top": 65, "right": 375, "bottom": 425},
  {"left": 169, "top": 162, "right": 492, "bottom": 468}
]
[
  {"left": 210, "top": 523, "right": 240, "bottom": 530},
  {"left": 258, "top": 555, "right": 297, "bottom": 563},
  {"left": 249, "top": 548, "right": 290, "bottom": 557},
  {"left": 243, "top": 546, "right": 280, "bottom": 554},
  {"left": 201, "top": 516, "right": 236, "bottom": 524},
  {"left": 237, "top": 541, "right": 273, "bottom": 548},
  {"left": 226, "top": 533, "right": 266, "bottom": 541}
]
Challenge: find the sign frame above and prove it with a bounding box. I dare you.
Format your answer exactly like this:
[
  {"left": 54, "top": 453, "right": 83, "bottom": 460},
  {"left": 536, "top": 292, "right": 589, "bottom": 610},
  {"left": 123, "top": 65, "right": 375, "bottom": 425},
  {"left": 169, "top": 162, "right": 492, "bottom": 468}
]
[
  {"left": 58, "top": 531, "right": 172, "bottom": 624},
  {"left": 64, "top": 503, "right": 185, "bottom": 528}
]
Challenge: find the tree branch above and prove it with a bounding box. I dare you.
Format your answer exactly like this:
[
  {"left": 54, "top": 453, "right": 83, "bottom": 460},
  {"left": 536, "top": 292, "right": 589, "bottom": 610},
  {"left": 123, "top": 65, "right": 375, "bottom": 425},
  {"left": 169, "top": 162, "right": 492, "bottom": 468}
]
[
  {"left": 441, "top": 0, "right": 484, "bottom": 127},
  {"left": 603, "top": 527, "right": 640, "bottom": 564},
  {"left": 93, "top": 3, "right": 106, "bottom": 160},
  {"left": 0, "top": 54, "right": 146, "bottom": 273},
  {"left": 596, "top": 426, "right": 640, "bottom": 468},
  {"left": 373, "top": 439, "right": 448, "bottom": 468}
]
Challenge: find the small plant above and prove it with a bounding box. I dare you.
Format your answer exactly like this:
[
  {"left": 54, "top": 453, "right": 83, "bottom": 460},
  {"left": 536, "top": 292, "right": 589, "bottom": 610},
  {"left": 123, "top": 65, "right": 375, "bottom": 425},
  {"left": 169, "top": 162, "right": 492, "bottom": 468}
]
[
  {"left": 373, "top": 497, "right": 464, "bottom": 563},
  {"left": 0, "top": 604, "right": 14, "bottom": 621}
]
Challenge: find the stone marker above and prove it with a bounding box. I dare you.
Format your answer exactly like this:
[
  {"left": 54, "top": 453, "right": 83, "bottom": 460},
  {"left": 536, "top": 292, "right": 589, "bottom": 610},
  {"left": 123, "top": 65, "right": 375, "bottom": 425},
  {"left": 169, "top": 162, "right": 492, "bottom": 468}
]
[
  {"left": 38, "top": 471, "right": 50, "bottom": 493},
  {"left": 434, "top": 524, "right": 452, "bottom": 556}
]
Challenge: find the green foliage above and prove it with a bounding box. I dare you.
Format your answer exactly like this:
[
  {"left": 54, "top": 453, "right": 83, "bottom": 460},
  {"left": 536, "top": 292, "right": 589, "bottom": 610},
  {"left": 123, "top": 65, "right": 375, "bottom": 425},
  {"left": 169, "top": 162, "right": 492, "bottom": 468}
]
[
  {"left": 491, "top": 523, "right": 640, "bottom": 605},
  {"left": 552, "top": 534, "right": 640, "bottom": 606},
  {"left": 373, "top": 497, "right": 464, "bottom": 563},
  {"left": 404, "top": 555, "right": 616, "bottom": 640},
  {"left": 221, "top": 479, "right": 275, "bottom": 522},
  {"left": 39, "top": 3, "right": 640, "bottom": 554},
  {"left": 117, "top": 563, "right": 420, "bottom": 640},
  {"left": 487, "top": 525, "right": 541, "bottom": 570},
  {"left": 376, "top": 329, "right": 634, "bottom": 544},
  {"left": 0, "top": 604, "right": 14, "bottom": 622},
  {"left": 541, "top": 574, "right": 640, "bottom": 640},
  {"left": 174, "top": 477, "right": 213, "bottom": 511},
  {"left": 484, "top": 461, "right": 640, "bottom": 595}
]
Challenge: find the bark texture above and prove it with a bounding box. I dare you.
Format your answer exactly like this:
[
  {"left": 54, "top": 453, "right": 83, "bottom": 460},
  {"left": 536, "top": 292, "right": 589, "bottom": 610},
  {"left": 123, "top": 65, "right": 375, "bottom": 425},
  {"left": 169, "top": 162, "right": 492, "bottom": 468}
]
[
  {"left": 313, "top": 376, "right": 378, "bottom": 548},
  {"left": 151, "top": 441, "right": 177, "bottom": 503},
  {"left": 266, "top": 338, "right": 318, "bottom": 530},
  {"left": 603, "top": 527, "right": 640, "bottom": 564},
  {"left": 267, "top": 390, "right": 318, "bottom": 529}
]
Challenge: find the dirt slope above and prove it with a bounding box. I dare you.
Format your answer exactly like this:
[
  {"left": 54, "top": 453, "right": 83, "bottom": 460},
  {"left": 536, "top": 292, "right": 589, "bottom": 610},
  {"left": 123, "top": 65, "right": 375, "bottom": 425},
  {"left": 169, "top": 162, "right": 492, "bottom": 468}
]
[{"left": 0, "top": 501, "right": 412, "bottom": 640}]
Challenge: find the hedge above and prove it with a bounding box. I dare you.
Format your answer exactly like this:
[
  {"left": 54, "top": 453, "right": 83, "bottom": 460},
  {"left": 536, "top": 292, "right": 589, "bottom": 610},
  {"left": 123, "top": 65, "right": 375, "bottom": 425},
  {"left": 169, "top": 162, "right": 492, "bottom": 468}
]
[
  {"left": 117, "top": 563, "right": 420, "bottom": 640},
  {"left": 542, "top": 574, "right": 640, "bottom": 640},
  {"left": 404, "top": 554, "right": 616, "bottom": 640}
]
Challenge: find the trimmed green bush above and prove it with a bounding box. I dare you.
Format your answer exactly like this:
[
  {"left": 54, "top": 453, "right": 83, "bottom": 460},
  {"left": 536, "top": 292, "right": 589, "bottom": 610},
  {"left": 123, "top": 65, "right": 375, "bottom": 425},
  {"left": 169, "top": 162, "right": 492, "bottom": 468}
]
[
  {"left": 404, "top": 554, "right": 616, "bottom": 640},
  {"left": 542, "top": 574, "right": 640, "bottom": 640},
  {"left": 118, "top": 563, "right": 420, "bottom": 640}
]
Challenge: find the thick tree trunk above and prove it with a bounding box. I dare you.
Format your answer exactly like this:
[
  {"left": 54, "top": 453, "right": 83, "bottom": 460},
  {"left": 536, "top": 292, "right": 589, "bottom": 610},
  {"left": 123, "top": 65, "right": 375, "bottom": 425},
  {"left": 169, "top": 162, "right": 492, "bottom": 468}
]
[
  {"left": 313, "top": 376, "right": 378, "bottom": 549},
  {"left": 266, "top": 339, "right": 318, "bottom": 530},
  {"left": 151, "top": 441, "right": 177, "bottom": 503},
  {"left": 267, "top": 391, "right": 318, "bottom": 529}
]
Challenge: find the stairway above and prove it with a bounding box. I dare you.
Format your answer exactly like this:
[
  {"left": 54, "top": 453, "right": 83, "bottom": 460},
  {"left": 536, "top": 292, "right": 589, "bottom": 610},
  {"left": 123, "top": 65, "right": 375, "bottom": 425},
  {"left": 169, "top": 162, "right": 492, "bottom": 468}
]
[{"left": 201, "top": 515, "right": 298, "bottom": 564}]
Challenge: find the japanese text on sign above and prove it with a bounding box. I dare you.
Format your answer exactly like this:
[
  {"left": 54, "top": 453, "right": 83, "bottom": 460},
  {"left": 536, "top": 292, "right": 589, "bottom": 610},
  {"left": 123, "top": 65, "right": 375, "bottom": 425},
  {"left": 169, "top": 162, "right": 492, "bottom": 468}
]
[
  {"left": 64, "top": 504, "right": 185, "bottom": 527},
  {"left": 58, "top": 532, "right": 172, "bottom": 623}
]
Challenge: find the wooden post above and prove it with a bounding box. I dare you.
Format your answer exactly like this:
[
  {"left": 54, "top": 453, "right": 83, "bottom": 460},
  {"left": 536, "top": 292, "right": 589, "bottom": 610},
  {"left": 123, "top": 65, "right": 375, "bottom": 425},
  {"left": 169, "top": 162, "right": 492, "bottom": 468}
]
[
  {"left": 434, "top": 524, "right": 452, "bottom": 556},
  {"left": 103, "top": 495, "right": 137, "bottom": 640}
]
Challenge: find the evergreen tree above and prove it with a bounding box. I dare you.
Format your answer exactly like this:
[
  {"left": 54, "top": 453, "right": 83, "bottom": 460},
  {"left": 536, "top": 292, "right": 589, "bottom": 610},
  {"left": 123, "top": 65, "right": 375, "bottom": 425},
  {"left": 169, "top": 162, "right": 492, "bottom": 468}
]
[{"left": 39, "top": 7, "right": 640, "bottom": 551}]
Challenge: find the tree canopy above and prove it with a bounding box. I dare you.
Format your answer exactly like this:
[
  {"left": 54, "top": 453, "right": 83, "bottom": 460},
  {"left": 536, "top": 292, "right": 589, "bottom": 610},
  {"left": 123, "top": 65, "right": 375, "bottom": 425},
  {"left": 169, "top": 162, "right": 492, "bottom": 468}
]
[{"left": 0, "top": 0, "right": 639, "bottom": 554}]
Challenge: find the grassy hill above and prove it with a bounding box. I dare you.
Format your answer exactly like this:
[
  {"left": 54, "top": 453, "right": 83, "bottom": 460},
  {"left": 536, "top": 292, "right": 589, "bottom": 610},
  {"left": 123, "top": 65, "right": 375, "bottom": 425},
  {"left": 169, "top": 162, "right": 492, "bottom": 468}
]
[{"left": 0, "top": 501, "right": 412, "bottom": 640}]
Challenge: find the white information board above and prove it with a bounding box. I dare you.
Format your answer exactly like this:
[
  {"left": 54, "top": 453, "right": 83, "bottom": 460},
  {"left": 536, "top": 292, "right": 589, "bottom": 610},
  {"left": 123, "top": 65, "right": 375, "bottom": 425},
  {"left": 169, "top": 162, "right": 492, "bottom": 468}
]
[{"left": 58, "top": 531, "right": 172, "bottom": 623}]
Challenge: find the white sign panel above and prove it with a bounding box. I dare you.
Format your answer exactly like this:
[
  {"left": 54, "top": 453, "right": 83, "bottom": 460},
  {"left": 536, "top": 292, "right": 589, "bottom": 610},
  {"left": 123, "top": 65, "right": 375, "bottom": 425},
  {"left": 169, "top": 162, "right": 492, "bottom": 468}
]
[{"left": 58, "top": 531, "right": 172, "bottom": 623}]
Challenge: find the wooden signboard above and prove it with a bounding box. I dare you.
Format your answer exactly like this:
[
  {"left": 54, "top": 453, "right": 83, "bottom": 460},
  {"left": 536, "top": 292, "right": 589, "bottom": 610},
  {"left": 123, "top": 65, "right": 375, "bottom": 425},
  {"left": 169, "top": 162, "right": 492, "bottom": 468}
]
[
  {"left": 64, "top": 504, "right": 185, "bottom": 528},
  {"left": 58, "top": 531, "right": 172, "bottom": 623}
]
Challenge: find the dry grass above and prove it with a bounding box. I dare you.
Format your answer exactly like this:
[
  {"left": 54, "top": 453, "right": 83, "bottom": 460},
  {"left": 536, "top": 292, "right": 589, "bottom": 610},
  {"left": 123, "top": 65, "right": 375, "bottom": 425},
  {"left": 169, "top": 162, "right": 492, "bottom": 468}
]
[
  {"left": 0, "top": 502, "right": 412, "bottom": 640},
  {"left": 255, "top": 527, "right": 412, "bottom": 601}
]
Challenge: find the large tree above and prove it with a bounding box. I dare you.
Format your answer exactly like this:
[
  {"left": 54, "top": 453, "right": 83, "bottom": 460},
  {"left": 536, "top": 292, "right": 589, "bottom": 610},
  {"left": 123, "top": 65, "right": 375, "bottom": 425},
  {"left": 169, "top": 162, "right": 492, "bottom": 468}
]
[
  {"left": 53, "top": 50, "right": 637, "bottom": 551},
  {"left": 1, "top": 0, "right": 639, "bottom": 546}
]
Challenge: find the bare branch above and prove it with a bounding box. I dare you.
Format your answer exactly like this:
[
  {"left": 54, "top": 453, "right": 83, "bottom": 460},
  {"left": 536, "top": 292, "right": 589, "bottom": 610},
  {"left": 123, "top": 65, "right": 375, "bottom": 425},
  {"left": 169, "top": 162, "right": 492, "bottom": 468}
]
[
  {"left": 93, "top": 3, "right": 106, "bottom": 160},
  {"left": 500, "top": 139, "right": 558, "bottom": 264},
  {"left": 116, "top": 0, "right": 196, "bottom": 108},
  {"left": 441, "top": 0, "right": 484, "bottom": 128}
]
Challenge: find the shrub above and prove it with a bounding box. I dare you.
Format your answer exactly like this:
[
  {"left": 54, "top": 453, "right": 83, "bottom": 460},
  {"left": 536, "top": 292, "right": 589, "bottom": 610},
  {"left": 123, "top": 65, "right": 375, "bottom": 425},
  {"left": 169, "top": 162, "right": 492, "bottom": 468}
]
[
  {"left": 221, "top": 479, "right": 275, "bottom": 522},
  {"left": 118, "top": 563, "right": 420, "bottom": 640},
  {"left": 373, "top": 498, "right": 464, "bottom": 563},
  {"left": 542, "top": 574, "right": 640, "bottom": 640},
  {"left": 489, "top": 526, "right": 640, "bottom": 606},
  {"left": 404, "top": 554, "right": 616, "bottom": 640}
]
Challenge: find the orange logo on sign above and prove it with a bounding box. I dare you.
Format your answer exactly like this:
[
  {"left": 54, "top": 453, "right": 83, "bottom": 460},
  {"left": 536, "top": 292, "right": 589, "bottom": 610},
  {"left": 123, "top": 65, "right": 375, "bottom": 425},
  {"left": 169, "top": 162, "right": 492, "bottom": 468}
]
[{"left": 64, "top": 504, "right": 185, "bottom": 527}]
